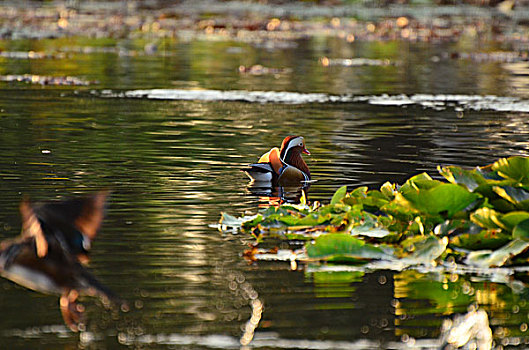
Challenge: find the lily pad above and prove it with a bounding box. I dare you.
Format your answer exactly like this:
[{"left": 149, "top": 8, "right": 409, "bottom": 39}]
[
  {"left": 399, "top": 173, "right": 441, "bottom": 192},
  {"left": 470, "top": 207, "right": 504, "bottom": 230},
  {"left": 492, "top": 156, "right": 529, "bottom": 184},
  {"left": 399, "top": 183, "right": 480, "bottom": 218},
  {"left": 513, "top": 219, "right": 529, "bottom": 240},
  {"left": 450, "top": 229, "right": 510, "bottom": 251},
  {"left": 330, "top": 185, "right": 348, "bottom": 205},
  {"left": 350, "top": 226, "right": 391, "bottom": 238},
  {"left": 305, "top": 233, "right": 391, "bottom": 263},
  {"left": 380, "top": 181, "right": 396, "bottom": 199},
  {"left": 220, "top": 212, "right": 259, "bottom": 229},
  {"left": 221, "top": 156, "right": 529, "bottom": 272},
  {"left": 402, "top": 236, "right": 448, "bottom": 265},
  {"left": 438, "top": 165, "right": 487, "bottom": 191},
  {"left": 465, "top": 239, "right": 529, "bottom": 267},
  {"left": 499, "top": 211, "right": 529, "bottom": 231},
  {"left": 494, "top": 186, "right": 529, "bottom": 210}
]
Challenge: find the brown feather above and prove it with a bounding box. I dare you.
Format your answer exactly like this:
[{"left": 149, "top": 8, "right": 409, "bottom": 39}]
[
  {"left": 280, "top": 136, "right": 297, "bottom": 152},
  {"left": 74, "top": 191, "right": 109, "bottom": 240},
  {"left": 278, "top": 166, "right": 307, "bottom": 185},
  {"left": 19, "top": 199, "right": 48, "bottom": 258},
  {"left": 289, "top": 152, "right": 310, "bottom": 179}
]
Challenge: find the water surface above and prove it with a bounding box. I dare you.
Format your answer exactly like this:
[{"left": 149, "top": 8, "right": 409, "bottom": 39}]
[{"left": 1, "top": 36, "right": 529, "bottom": 348}]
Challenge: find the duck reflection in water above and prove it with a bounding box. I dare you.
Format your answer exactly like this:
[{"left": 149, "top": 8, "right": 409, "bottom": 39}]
[
  {"left": 244, "top": 135, "right": 312, "bottom": 204},
  {"left": 246, "top": 183, "right": 310, "bottom": 206},
  {"left": 0, "top": 191, "right": 122, "bottom": 331}
]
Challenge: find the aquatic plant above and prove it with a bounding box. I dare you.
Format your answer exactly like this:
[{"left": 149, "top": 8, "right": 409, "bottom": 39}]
[{"left": 220, "top": 156, "right": 529, "bottom": 270}]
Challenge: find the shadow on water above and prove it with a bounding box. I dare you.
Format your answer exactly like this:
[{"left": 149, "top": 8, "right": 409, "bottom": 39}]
[{"left": 1, "top": 34, "right": 529, "bottom": 348}]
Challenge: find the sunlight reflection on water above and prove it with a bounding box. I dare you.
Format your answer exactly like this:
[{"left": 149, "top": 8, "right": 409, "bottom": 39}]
[
  {"left": 2, "top": 35, "right": 529, "bottom": 349},
  {"left": 102, "top": 88, "right": 529, "bottom": 112}
]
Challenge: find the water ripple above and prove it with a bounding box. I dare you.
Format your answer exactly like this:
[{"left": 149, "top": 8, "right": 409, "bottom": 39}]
[{"left": 99, "top": 89, "right": 529, "bottom": 112}]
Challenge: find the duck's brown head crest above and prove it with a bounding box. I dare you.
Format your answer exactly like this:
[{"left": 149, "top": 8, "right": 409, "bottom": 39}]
[{"left": 280, "top": 136, "right": 310, "bottom": 160}]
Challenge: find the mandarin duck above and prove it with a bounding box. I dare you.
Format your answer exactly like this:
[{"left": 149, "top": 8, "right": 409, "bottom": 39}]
[
  {"left": 0, "top": 191, "right": 121, "bottom": 331},
  {"left": 244, "top": 136, "right": 311, "bottom": 185}
]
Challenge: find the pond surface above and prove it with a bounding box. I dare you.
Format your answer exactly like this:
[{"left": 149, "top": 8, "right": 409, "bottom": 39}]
[{"left": 1, "top": 36, "right": 529, "bottom": 349}]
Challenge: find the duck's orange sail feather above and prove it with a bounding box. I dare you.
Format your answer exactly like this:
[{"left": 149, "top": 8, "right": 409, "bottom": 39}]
[{"left": 258, "top": 147, "right": 282, "bottom": 175}]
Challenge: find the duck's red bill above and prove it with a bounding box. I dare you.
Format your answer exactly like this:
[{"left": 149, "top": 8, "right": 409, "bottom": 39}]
[{"left": 302, "top": 148, "right": 311, "bottom": 155}]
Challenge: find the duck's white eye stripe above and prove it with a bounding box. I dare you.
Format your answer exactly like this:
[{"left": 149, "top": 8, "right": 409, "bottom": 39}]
[{"left": 285, "top": 137, "right": 303, "bottom": 152}]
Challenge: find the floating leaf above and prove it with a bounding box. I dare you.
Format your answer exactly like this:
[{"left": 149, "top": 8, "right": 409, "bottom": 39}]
[
  {"left": 465, "top": 239, "right": 529, "bottom": 267},
  {"left": 492, "top": 156, "right": 529, "bottom": 184},
  {"left": 380, "top": 181, "right": 396, "bottom": 199},
  {"left": 296, "top": 212, "right": 332, "bottom": 226},
  {"left": 220, "top": 212, "right": 259, "bottom": 229},
  {"left": 403, "top": 236, "right": 448, "bottom": 265},
  {"left": 399, "top": 183, "right": 480, "bottom": 218},
  {"left": 470, "top": 207, "right": 504, "bottom": 230},
  {"left": 473, "top": 181, "right": 516, "bottom": 212},
  {"left": 399, "top": 173, "right": 440, "bottom": 193},
  {"left": 513, "top": 219, "right": 529, "bottom": 240},
  {"left": 450, "top": 229, "right": 510, "bottom": 251},
  {"left": 223, "top": 156, "right": 529, "bottom": 271},
  {"left": 433, "top": 219, "right": 471, "bottom": 237},
  {"left": 350, "top": 186, "right": 368, "bottom": 198},
  {"left": 330, "top": 185, "right": 348, "bottom": 205},
  {"left": 381, "top": 196, "right": 419, "bottom": 221},
  {"left": 438, "top": 165, "right": 486, "bottom": 191},
  {"left": 350, "top": 225, "right": 391, "bottom": 238},
  {"left": 361, "top": 190, "right": 390, "bottom": 209},
  {"left": 494, "top": 186, "right": 529, "bottom": 210},
  {"left": 476, "top": 164, "right": 504, "bottom": 181},
  {"left": 500, "top": 211, "right": 529, "bottom": 231},
  {"left": 306, "top": 233, "right": 391, "bottom": 263}
]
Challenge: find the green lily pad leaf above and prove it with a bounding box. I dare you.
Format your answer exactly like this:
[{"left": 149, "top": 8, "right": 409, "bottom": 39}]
[
  {"left": 220, "top": 212, "right": 260, "bottom": 229},
  {"left": 380, "top": 181, "right": 396, "bottom": 199},
  {"left": 350, "top": 186, "right": 368, "bottom": 197},
  {"left": 465, "top": 239, "right": 529, "bottom": 267},
  {"left": 513, "top": 219, "right": 529, "bottom": 240},
  {"left": 242, "top": 215, "right": 264, "bottom": 230},
  {"left": 403, "top": 236, "right": 448, "bottom": 265},
  {"left": 470, "top": 207, "right": 504, "bottom": 230},
  {"left": 399, "top": 173, "right": 441, "bottom": 193},
  {"left": 472, "top": 180, "right": 517, "bottom": 212},
  {"left": 433, "top": 219, "right": 470, "bottom": 237},
  {"left": 438, "top": 165, "right": 487, "bottom": 191},
  {"left": 476, "top": 164, "right": 504, "bottom": 181},
  {"left": 361, "top": 190, "right": 390, "bottom": 209},
  {"left": 399, "top": 183, "right": 480, "bottom": 217},
  {"left": 296, "top": 212, "right": 332, "bottom": 226},
  {"left": 381, "top": 196, "right": 419, "bottom": 221},
  {"left": 492, "top": 156, "right": 529, "bottom": 184},
  {"left": 331, "top": 185, "right": 348, "bottom": 205},
  {"left": 450, "top": 229, "right": 510, "bottom": 251},
  {"left": 350, "top": 225, "right": 391, "bottom": 238},
  {"left": 306, "top": 233, "right": 391, "bottom": 263},
  {"left": 500, "top": 211, "right": 529, "bottom": 231},
  {"left": 494, "top": 186, "right": 529, "bottom": 210}
]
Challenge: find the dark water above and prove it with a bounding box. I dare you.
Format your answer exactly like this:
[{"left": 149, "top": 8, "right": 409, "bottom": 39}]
[{"left": 1, "top": 36, "right": 529, "bottom": 348}]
